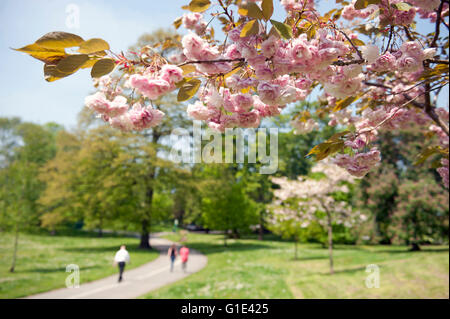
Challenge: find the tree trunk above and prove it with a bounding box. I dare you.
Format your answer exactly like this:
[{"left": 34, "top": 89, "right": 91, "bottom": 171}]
[
  {"left": 10, "top": 227, "right": 19, "bottom": 273},
  {"left": 224, "top": 231, "right": 227, "bottom": 247},
  {"left": 258, "top": 210, "right": 264, "bottom": 241},
  {"left": 139, "top": 219, "right": 151, "bottom": 249},
  {"left": 98, "top": 212, "right": 103, "bottom": 237},
  {"left": 410, "top": 243, "right": 421, "bottom": 251},
  {"left": 327, "top": 212, "right": 334, "bottom": 275},
  {"left": 294, "top": 237, "right": 298, "bottom": 260}
]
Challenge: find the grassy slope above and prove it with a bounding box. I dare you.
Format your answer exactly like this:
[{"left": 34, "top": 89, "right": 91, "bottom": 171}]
[
  {"left": 0, "top": 232, "right": 159, "bottom": 299},
  {"left": 144, "top": 232, "right": 449, "bottom": 299}
]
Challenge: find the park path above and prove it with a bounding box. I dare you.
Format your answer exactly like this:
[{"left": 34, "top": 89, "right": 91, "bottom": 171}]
[{"left": 25, "top": 234, "right": 207, "bottom": 299}]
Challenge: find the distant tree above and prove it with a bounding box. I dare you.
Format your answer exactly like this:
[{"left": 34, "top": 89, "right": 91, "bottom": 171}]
[
  {"left": 0, "top": 120, "right": 57, "bottom": 272},
  {"left": 270, "top": 160, "right": 367, "bottom": 274},
  {"left": 199, "top": 165, "right": 258, "bottom": 246}
]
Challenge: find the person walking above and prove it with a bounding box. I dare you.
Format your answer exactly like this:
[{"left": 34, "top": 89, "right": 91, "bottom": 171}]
[
  {"left": 168, "top": 243, "right": 177, "bottom": 272},
  {"left": 114, "top": 245, "right": 130, "bottom": 283},
  {"left": 179, "top": 245, "right": 190, "bottom": 273}
]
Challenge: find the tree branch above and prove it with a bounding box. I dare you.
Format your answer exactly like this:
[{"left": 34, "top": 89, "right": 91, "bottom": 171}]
[
  {"left": 177, "top": 58, "right": 245, "bottom": 67},
  {"left": 425, "top": 59, "right": 449, "bottom": 65},
  {"left": 338, "top": 30, "right": 364, "bottom": 61},
  {"left": 430, "top": 0, "right": 445, "bottom": 48}
]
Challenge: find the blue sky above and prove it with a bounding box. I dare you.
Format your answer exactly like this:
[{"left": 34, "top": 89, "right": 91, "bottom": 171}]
[{"left": 0, "top": 1, "right": 447, "bottom": 130}]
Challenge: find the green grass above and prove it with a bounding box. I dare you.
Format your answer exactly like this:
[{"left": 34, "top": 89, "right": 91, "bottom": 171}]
[
  {"left": 0, "top": 231, "right": 159, "bottom": 299},
  {"left": 144, "top": 232, "right": 449, "bottom": 299}
]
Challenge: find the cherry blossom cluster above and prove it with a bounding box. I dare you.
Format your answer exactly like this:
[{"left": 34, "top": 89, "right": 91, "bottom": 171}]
[
  {"left": 81, "top": 0, "right": 448, "bottom": 186},
  {"left": 85, "top": 74, "right": 167, "bottom": 131}
]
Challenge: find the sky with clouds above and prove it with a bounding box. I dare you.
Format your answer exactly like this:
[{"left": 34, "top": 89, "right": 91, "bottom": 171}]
[{"left": 0, "top": 0, "right": 447, "bottom": 130}]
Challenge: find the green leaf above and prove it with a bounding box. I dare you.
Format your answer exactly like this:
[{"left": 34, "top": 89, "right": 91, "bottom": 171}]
[
  {"left": 188, "top": 0, "right": 211, "bottom": 12},
  {"left": 238, "top": 2, "right": 265, "bottom": 20},
  {"left": 91, "top": 58, "right": 116, "bottom": 78},
  {"left": 333, "top": 96, "right": 357, "bottom": 112},
  {"left": 35, "top": 31, "right": 84, "bottom": 49},
  {"left": 270, "top": 19, "right": 292, "bottom": 40},
  {"left": 78, "top": 38, "right": 110, "bottom": 54},
  {"left": 177, "top": 79, "right": 201, "bottom": 102},
  {"left": 56, "top": 54, "right": 89, "bottom": 73},
  {"left": 391, "top": 2, "right": 412, "bottom": 11},
  {"left": 414, "top": 146, "right": 448, "bottom": 166},
  {"left": 240, "top": 20, "right": 259, "bottom": 37},
  {"left": 261, "top": 0, "right": 274, "bottom": 21}
]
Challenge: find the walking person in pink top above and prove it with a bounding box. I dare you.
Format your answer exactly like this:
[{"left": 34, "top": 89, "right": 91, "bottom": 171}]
[{"left": 179, "top": 245, "right": 190, "bottom": 273}]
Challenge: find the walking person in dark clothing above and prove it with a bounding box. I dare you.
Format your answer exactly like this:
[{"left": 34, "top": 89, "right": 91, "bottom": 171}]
[
  {"left": 114, "top": 245, "right": 130, "bottom": 282},
  {"left": 168, "top": 243, "right": 177, "bottom": 272}
]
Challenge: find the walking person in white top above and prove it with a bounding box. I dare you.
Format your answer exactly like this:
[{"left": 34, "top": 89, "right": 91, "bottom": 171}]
[{"left": 114, "top": 245, "right": 130, "bottom": 283}]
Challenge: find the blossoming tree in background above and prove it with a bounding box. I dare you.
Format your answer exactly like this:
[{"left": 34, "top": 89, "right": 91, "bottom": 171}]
[
  {"left": 14, "top": 0, "right": 449, "bottom": 188},
  {"left": 270, "top": 160, "right": 368, "bottom": 274}
]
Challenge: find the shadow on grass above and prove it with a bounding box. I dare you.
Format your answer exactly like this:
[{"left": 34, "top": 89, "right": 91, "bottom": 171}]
[
  {"left": 377, "top": 247, "right": 449, "bottom": 254},
  {"left": 186, "top": 242, "right": 273, "bottom": 255},
  {"left": 328, "top": 266, "right": 368, "bottom": 275},
  {"left": 21, "top": 265, "right": 102, "bottom": 274},
  {"left": 290, "top": 255, "right": 328, "bottom": 262},
  {"left": 61, "top": 243, "right": 157, "bottom": 254}
]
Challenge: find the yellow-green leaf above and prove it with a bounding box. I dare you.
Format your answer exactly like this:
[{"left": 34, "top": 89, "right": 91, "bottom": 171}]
[
  {"left": 414, "top": 146, "right": 448, "bottom": 166},
  {"left": 180, "top": 64, "right": 197, "bottom": 75},
  {"left": 238, "top": 2, "right": 265, "bottom": 20},
  {"left": 189, "top": 0, "right": 211, "bottom": 12},
  {"left": 178, "top": 79, "right": 201, "bottom": 102},
  {"left": 333, "top": 96, "right": 357, "bottom": 112},
  {"left": 35, "top": 31, "right": 84, "bottom": 49},
  {"left": 391, "top": 2, "right": 412, "bottom": 11},
  {"left": 173, "top": 17, "right": 183, "bottom": 29},
  {"left": 240, "top": 20, "right": 259, "bottom": 37},
  {"left": 261, "top": 0, "right": 274, "bottom": 21},
  {"left": 91, "top": 58, "right": 116, "bottom": 78},
  {"left": 13, "top": 43, "right": 66, "bottom": 64},
  {"left": 44, "top": 64, "right": 75, "bottom": 82},
  {"left": 270, "top": 19, "right": 292, "bottom": 40},
  {"left": 78, "top": 38, "right": 110, "bottom": 54},
  {"left": 56, "top": 54, "right": 89, "bottom": 73}
]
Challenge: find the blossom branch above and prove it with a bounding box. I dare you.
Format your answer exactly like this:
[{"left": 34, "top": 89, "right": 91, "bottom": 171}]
[{"left": 177, "top": 58, "right": 245, "bottom": 67}]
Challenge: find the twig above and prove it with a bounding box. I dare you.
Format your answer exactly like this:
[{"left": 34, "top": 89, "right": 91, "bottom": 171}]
[
  {"left": 332, "top": 59, "right": 365, "bottom": 66},
  {"left": 383, "top": 26, "right": 394, "bottom": 54},
  {"left": 403, "top": 26, "right": 414, "bottom": 41},
  {"left": 177, "top": 58, "right": 245, "bottom": 67},
  {"left": 425, "top": 59, "right": 450, "bottom": 65},
  {"left": 338, "top": 30, "right": 364, "bottom": 61},
  {"left": 430, "top": 0, "right": 444, "bottom": 48}
]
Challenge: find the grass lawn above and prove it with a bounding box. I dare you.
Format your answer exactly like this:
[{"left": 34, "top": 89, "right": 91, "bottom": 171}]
[
  {"left": 0, "top": 231, "right": 159, "bottom": 299},
  {"left": 144, "top": 232, "right": 449, "bottom": 299}
]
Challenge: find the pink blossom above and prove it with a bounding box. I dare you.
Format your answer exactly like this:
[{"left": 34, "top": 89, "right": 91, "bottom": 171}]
[
  {"left": 257, "top": 82, "right": 281, "bottom": 105},
  {"left": 85, "top": 92, "right": 110, "bottom": 114},
  {"left": 437, "top": 158, "right": 449, "bottom": 188},
  {"left": 128, "top": 104, "right": 165, "bottom": 130},
  {"left": 129, "top": 75, "right": 171, "bottom": 100},
  {"left": 261, "top": 35, "right": 279, "bottom": 58},
  {"left": 160, "top": 64, "right": 183, "bottom": 85}
]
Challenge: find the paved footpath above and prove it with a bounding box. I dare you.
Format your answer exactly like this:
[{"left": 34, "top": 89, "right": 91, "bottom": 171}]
[{"left": 26, "top": 235, "right": 207, "bottom": 299}]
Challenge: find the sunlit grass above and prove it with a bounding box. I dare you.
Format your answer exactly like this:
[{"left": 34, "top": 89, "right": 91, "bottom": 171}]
[
  {"left": 0, "top": 231, "right": 159, "bottom": 299},
  {"left": 144, "top": 232, "right": 449, "bottom": 299}
]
